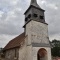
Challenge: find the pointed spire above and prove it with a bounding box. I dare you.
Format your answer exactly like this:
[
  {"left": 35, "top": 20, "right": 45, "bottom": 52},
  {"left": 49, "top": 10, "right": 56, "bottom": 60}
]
[
  {"left": 24, "top": 0, "right": 45, "bottom": 14},
  {"left": 30, "top": 0, "right": 40, "bottom": 9},
  {"left": 31, "top": 0, "right": 37, "bottom": 4}
]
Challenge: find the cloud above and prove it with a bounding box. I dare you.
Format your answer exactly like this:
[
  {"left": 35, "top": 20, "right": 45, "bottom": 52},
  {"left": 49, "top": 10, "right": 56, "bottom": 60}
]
[
  {"left": 36, "top": 0, "right": 60, "bottom": 40},
  {"left": 0, "top": 0, "right": 60, "bottom": 47},
  {"left": 0, "top": 34, "right": 17, "bottom": 47},
  {"left": 0, "top": 0, "right": 24, "bottom": 47},
  {"left": 0, "top": 11, "right": 4, "bottom": 17}
]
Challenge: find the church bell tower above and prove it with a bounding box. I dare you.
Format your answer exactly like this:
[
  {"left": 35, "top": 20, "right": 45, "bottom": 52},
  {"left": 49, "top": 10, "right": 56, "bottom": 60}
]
[
  {"left": 24, "top": 0, "right": 45, "bottom": 24},
  {"left": 24, "top": 0, "right": 52, "bottom": 60}
]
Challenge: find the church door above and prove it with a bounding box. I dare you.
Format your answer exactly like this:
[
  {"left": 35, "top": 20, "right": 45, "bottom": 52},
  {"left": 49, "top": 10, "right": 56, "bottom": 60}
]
[{"left": 37, "top": 48, "right": 47, "bottom": 60}]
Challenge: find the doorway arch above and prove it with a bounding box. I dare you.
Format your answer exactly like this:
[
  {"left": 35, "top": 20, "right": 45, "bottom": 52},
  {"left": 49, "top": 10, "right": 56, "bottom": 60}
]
[{"left": 37, "top": 48, "right": 47, "bottom": 60}]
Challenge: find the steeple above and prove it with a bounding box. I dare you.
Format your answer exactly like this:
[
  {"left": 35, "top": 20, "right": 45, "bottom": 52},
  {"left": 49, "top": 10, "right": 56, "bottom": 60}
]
[
  {"left": 24, "top": 0, "right": 46, "bottom": 28},
  {"left": 31, "top": 0, "right": 37, "bottom": 4},
  {"left": 31, "top": 0, "right": 37, "bottom": 3},
  {"left": 30, "top": 0, "right": 40, "bottom": 8}
]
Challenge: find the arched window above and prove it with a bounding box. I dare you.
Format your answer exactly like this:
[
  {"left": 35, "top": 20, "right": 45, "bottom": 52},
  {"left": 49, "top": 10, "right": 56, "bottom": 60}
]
[{"left": 37, "top": 48, "right": 47, "bottom": 60}]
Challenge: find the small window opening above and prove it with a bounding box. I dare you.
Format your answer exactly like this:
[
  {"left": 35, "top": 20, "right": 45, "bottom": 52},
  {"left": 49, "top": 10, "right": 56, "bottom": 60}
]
[
  {"left": 33, "top": 14, "right": 38, "bottom": 17},
  {"left": 15, "top": 49, "right": 16, "bottom": 57},
  {"left": 14, "top": 49, "right": 17, "bottom": 60},
  {"left": 40, "top": 16, "right": 44, "bottom": 19},
  {"left": 28, "top": 14, "right": 31, "bottom": 18},
  {"left": 25, "top": 17, "right": 28, "bottom": 21}
]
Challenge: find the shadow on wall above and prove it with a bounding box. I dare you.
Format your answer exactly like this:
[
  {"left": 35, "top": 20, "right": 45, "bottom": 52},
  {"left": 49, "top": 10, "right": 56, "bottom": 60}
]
[{"left": 0, "top": 48, "right": 5, "bottom": 60}]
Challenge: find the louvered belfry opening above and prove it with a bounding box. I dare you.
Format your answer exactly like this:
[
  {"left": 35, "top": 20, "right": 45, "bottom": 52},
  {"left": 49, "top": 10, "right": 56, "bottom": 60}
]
[{"left": 24, "top": 0, "right": 45, "bottom": 27}]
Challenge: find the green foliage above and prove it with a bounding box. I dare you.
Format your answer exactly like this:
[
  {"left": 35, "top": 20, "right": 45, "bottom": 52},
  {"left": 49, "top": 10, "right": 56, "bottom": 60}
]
[{"left": 51, "top": 39, "right": 60, "bottom": 57}]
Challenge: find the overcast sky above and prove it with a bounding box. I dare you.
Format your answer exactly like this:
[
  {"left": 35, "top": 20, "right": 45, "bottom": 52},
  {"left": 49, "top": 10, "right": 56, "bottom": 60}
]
[{"left": 0, "top": 0, "right": 60, "bottom": 48}]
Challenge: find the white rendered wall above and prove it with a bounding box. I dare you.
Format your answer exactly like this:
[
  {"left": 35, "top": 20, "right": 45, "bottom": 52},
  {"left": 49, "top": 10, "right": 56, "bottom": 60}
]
[
  {"left": 26, "top": 20, "right": 49, "bottom": 44},
  {"left": 19, "top": 44, "right": 26, "bottom": 60},
  {"left": 25, "top": 20, "right": 51, "bottom": 60},
  {"left": 19, "top": 37, "right": 33, "bottom": 60}
]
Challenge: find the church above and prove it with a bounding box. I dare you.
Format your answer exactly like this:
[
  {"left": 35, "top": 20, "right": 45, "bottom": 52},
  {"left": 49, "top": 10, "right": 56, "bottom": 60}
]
[{"left": 3, "top": 0, "right": 52, "bottom": 60}]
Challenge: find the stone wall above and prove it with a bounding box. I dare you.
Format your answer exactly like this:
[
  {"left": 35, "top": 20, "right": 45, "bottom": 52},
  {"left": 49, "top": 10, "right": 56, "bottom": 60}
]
[
  {"left": 19, "top": 39, "right": 27, "bottom": 60},
  {"left": 32, "top": 47, "right": 52, "bottom": 60},
  {"left": 0, "top": 48, "right": 4, "bottom": 60},
  {"left": 25, "top": 20, "right": 52, "bottom": 60},
  {"left": 4, "top": 48, "right": 19, "bottom": 60},
  {"left": 26, "top": 20, "right": 49, "bottom": 44}
]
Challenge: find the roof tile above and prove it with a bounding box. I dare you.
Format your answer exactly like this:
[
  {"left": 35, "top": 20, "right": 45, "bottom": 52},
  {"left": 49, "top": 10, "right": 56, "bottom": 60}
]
[{"left": 4, "top": 32, "right": 25, "bottom": 50}]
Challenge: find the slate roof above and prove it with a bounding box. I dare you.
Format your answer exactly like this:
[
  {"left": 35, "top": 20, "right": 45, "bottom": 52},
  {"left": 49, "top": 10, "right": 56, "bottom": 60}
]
[
  {"left": 30, "top": 0, "right": 43, "bottom": 10},
  {"left": 24, "top": 0, "right": 44, "bottom": 14},
  {"left": 4, "top": 32, "right": 25, "bottom": 51}
]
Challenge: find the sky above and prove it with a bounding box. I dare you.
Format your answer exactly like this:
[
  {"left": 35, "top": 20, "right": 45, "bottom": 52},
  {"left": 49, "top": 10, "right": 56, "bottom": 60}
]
[{"left": 0, "top": 0, "right": 60, "bottom": 48}]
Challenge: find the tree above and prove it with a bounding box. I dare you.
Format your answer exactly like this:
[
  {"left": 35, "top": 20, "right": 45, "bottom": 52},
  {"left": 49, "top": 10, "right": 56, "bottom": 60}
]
[{"left": 51, "top": 39, "right": 60, "bottom": 57}]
